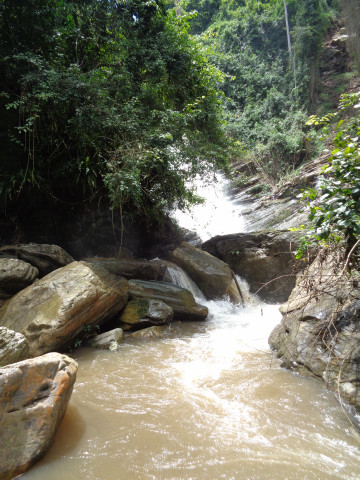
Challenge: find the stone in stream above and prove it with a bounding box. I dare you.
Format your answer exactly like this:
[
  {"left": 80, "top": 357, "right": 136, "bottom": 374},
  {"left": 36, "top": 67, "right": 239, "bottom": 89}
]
[
  {"left": 129, "top": 325, "right": 166, "bottom": 339},
  {"left": 0, "top": 352, "right": 78, "bottom": 480},
  {"left": 269, "top": 251, "right": 360, "bottom": 410},
  {"left": 0, "top": 261, "right": 129, "bottom": 357},
  {"left": 87, "top": 328, "right": 124, "bottom": 350},
  {"left": 0, "top": 258, "right": 39, "bottom": 294},
  {"left": 0, "top": 243, "right": 74, "bottom": 276},
  {"left": 128, "top": 279, "right": 208, "bottom": 321},
  {"left": 0, "top": 327, "right": 29, "bottom": 367},
  {"left": 119, "top": 298, "right": 174, "bottom": 329},
  {"left": 202, "top": 230, "right": 307, "bottom": 303},
  {"left": 166, "top": 242, "right": 241, "bottom": 303}
]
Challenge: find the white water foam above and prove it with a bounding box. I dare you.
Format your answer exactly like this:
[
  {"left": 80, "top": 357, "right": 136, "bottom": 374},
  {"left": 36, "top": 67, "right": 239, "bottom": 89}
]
[{"left": 171, "top": 172, "right": 245, "bottom": 241}]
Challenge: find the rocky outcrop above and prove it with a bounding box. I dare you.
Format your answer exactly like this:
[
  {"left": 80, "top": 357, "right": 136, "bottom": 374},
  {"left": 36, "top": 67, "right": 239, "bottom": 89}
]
[
  {"left": 231, "top": 156, "right": 327, "bottom": 233},
  {"left": 0, "top": 327, "right": 29, "bottom": 367},
  {"left": 269, "top": 251, "right": 360, "bottom": 410},
  {"left": 167, "top": 242, "right": 241, "bottom": 302},
  {"left": 87, "top": 328, "right": 124, "bottom": 350},
  {"left": 119, "top": 298, "right": 174, "bottom": 329},
  {"left": 0, "top": 258, "right": 39, "bottom": 294},
  {"left": 84, "top": 257, "right": 167, "bottom": 281},
  {"left": 0, "top": 243, "right": 74, "bottom": 276},
  {"left": 128, "top": 280, "right": 208, "bottom": 321},
  {"left": 202, "top": 231, "right": 304, "bottom": 302},
  {"left": 0, "top": 352, "right": 77, "bottom": 480},
  {"left": 0, "top": 261, "right": 128, "bottom": 357}
]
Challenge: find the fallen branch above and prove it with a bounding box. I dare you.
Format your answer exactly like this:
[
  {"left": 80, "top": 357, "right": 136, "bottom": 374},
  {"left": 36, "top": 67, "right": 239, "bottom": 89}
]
[{"left": 231, "top": 269, "right": 245, "bottom": 308}]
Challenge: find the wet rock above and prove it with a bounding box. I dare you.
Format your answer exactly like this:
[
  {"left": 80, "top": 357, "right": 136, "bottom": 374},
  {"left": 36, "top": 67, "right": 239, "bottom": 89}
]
[
  {"left": 129, "top": 326, "right": 166, "bottom": 339},
  {"left": 0, "top": 243, "right": 74, "bottom": 276},
  {"left": 167, "top": 242, "right": 240, "bottom": 302},
  {"left": 87, "top": 328, "right": 124, "bottom": 350},
  {"left": 120, "top": 298, "right": 174, "bottom": 329},
  {"left": 0, "top": 352, "right": 77, "bottom": 480},
  {"left": 202, "top": 231, "right": 305, "bottom": 303},
  {"left": 0, "top": 261, "right": 128, "bottom": 357},
  {"left": 162, "top": 261, "right": 206, "bottom": 300},
  {"left": 84, "top": 257, "right": 167, "bottom": 281},
  {"left": 129, "top": 280, "right": 208, "bottom": 321},
  {"left": 234, "top": 156, "right": 327, "bottom": 232},
  {"left": 178, "top": 227, "right": 202, "bottom": 248},
  {"left": 0, "top": 258, "right": 39, "bottom": 294},
  {"left": 269, "top": 252, "right": 360, "bottom": 410},
  {"left": 0, "top": 327, "right": 29, "bottom": 367}
]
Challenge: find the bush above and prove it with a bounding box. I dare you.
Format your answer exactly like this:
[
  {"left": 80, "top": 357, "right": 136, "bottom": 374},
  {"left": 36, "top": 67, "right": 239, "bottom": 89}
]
[{"left": 297, "top": 92, "right": 360, "bottom": 257}]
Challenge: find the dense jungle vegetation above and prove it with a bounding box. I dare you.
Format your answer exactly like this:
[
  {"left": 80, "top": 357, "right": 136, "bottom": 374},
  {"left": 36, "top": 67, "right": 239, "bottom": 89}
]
[
  {"left": 184, "top": 0, "right": 334, "bottom": 183},
  {"left": 0, "top": 0, "right": 227, "bottom": 224},
  {"left": 1, "top": 0, "right": 358, "bottom": 250}
]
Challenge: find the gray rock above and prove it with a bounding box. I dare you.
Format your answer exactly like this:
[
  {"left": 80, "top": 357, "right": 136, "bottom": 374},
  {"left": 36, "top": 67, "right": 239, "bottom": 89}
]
[
  {"left": 129, "top": 279, "right": 208, "bottom": 321},
  {"left": 0, "top": 261, "right": 128, "bottom": 357},
  {"left": 0, "top": 327, "right": 29, "bottom": 367},
  {"left": 202, "top": 231, "right": 306, "bottom": 303},
  {"left": 0, "top": 258, "right": 39, "bottom": 294},
  {"left": 120, "top": 298, "right": 174, "bottom": 328},
  {"left": 269, "top": 252, "right": 360, "bottom": 410},
  {"left": 0, "top": 352, "right": 77, "bottom": 480},
  {"left": 167, "top": 242, "right": 240, "bottom": 302},
  {"left": 0, "top": 243, "right": 74, "bottom": 276},
  {"left": 87, "top": 328, "right": 124, "bottom": 350}
]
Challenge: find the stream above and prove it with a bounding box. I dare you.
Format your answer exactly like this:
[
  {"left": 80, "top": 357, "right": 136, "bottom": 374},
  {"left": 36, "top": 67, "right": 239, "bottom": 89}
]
[{"left": 21, "top": 175, "right": 360, "bottom": 480}]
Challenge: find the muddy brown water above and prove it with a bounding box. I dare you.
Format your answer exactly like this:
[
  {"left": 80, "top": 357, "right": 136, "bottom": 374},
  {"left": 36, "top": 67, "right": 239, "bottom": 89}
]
[{"left": 21, "top": 302, "right": 360, "bottom": 480}]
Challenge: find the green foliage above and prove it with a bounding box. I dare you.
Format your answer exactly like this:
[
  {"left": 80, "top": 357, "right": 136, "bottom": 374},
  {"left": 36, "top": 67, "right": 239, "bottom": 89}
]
[
  {"left": 70, "top": 324, "right": 100, "bottom": 350},
  {"left": 0, "top": 0, "right": 227, "bottom": 222},
  {"left": 183, "top": 0, "right": 333, "bottom": 182},
  {"left": 182, "top": 0, "right": 222, "bottom": 33},
  {"left": 297, "top": 92, "right": 360, "bottom": 258}
]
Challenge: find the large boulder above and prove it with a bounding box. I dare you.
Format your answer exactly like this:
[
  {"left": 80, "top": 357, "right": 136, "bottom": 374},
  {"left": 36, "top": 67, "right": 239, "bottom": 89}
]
[
  {"left": 0, "top": 261, "right": 128, "bottom": 357},
  {"left": 202, "top": 231, "right": 305, "bottom": 303},
  {"left": 0, "top": 258, "right": 39, "bottom": 294},
  {"left": 84, "top": 257, "right": 167, "bottom": 281},
  {"left": 0, "top": 243, "right": 74, "bottom": 276},
  {"left": 0, "top": 352, "right": 77, "bottom": 480},
  {"left": 162, "top": 261, "right": 206, "bottom": 300},
  {"left": 269, "top": 251, "right": 360, "bottom": 410},
  {"left": 128, "top": 280, "right": 208, "bottom": 321},
  {"left": 0, "top": 327, "right": 29, "bottom": 367},
  {"left": 119, "top": 298, "right": 174, "bottom": 329},
  {"left": 167, "top": 242, "right": 241, "bottom": 302}
]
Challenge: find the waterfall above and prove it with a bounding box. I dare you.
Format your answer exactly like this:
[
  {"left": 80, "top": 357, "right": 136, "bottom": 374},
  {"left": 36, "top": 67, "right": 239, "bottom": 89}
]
[
  {"left": 163, "top": 263, "right": 206, "bottom": 302},
  {"left": 171, "top": 172, "right": 245, "bottom": 242}
]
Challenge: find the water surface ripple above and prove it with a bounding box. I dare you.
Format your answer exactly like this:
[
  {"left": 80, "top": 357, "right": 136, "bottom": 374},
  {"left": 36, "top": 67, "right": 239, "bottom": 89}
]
[{"left": 22, "top": 303, "right": 360, "bottom": 480}]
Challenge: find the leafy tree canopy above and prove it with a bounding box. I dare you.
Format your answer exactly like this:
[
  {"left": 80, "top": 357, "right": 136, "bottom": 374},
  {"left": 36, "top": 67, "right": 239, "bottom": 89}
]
[
  {"left": 0, "top": 0, "right": 227, "bottom": 222},
  {"left": 180, "top": 0, "right": 333, "bottom": 182}
]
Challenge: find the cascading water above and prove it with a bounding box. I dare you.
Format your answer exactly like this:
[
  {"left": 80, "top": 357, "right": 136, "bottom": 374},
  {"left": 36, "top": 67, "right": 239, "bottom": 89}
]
[
  {"left": 171, "top": 172, "right": 245, "bottom": 242},
  {"left": 163, "top": 263, "right": 206, "bottom": 301},
  {"left": 22, "top": 174, "right": 360, "bottom": 480}
]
